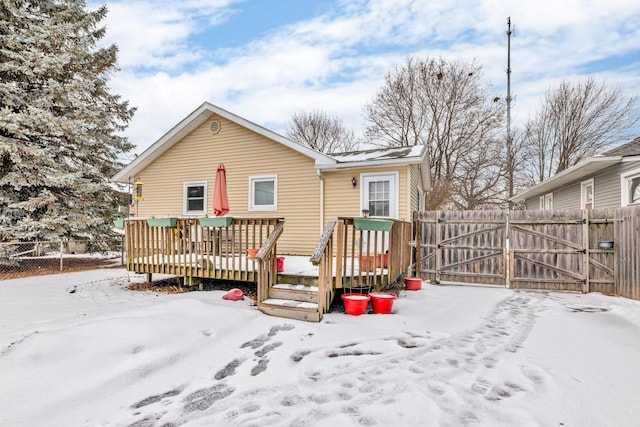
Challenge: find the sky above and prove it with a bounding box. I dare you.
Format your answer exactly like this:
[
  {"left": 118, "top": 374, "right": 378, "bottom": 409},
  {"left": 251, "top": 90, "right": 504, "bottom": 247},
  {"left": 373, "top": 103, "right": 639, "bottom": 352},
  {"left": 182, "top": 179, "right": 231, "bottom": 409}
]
[
  {"left": 87, "top": 0, "right": 640, "bottom": 159},
  {"left": 2, "top": 267, "right": 640, "bottom": 425}
]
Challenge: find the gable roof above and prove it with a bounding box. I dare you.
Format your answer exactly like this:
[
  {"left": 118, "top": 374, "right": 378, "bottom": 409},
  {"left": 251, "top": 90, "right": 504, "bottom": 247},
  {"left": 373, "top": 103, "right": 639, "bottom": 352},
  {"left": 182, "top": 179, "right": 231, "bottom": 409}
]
[
  {"left": 601, "top": 136, "right": 640, "bottom": 156},
  {"left": 510, "top": 136, "right": 640, "bottom": 202},
  {"left": 112, "top": 102, "right": 337, "bottom": 183}
]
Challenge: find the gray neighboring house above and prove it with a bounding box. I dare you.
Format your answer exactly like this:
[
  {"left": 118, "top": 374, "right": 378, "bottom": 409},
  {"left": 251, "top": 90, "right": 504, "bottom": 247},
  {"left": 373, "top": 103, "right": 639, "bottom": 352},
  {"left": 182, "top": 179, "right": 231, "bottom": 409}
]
[{"left": 511, "top": 137, "right": 640, "bottom": 210}]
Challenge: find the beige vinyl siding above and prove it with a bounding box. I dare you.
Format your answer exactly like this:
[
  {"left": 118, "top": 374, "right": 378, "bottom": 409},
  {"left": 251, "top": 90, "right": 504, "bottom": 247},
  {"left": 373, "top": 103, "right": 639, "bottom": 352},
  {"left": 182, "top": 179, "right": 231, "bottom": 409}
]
[
  {"left": 134, "top": 116, "right": 321, "bottom": 255},
  {"left": 322, "top": 166, "right": 411, "bottom": 223}
]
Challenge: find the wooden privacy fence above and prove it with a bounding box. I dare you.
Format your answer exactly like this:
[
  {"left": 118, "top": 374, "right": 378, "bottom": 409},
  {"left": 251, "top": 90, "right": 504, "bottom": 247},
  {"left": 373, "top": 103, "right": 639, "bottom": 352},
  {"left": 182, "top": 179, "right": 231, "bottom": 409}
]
[{"left": 414, "top": 206, "right": 640, "bottom": 301}]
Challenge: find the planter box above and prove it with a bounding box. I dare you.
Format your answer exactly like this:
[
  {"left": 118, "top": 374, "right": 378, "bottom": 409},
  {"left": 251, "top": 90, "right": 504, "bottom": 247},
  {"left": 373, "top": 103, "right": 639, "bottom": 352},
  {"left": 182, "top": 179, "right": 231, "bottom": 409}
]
[
  {"left": 113, "top": 219, "right": 124, "bottom": 229},
  {"left": 199, "top": 216, "right": 233, "bottom": 227},
  {"left": 146, "top": 217, "right": 178, "bottom": 228},
  {"left": 353, "top": 217, "right": 393, "bottom": 232}
]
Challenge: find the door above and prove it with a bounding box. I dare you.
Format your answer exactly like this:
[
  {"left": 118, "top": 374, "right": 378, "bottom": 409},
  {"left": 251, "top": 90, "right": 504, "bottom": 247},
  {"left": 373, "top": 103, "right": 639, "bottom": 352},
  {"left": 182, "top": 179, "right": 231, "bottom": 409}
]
[
  {"left": 360, "top": 172, "right": 398, "bottom": 253},
  {"left": 361, "top": 172, "right": 398, "bottom": 218}
]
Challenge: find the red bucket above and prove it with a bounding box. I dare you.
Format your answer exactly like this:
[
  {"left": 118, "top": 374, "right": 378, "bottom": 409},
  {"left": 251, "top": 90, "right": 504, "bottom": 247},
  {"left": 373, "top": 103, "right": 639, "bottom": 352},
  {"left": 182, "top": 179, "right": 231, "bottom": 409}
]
[
  {"left": 405, "top": 277, "right": 422, "bottom": 291},
  {"left": 276, "top": 256, "right": 285, "bottom": 273},
  {"left": 341, "top": 293, "right": 370, "bottom": 315},
  {"left": 369, "top": 292, "right": 396, "bottom": 314}
]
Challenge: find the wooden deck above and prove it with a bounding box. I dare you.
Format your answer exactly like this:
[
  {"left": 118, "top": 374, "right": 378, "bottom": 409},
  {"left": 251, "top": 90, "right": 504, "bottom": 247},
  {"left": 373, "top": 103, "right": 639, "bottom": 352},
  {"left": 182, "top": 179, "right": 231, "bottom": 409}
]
[{"left": 123, "top": 216, "right": 413, "bottom": 321}]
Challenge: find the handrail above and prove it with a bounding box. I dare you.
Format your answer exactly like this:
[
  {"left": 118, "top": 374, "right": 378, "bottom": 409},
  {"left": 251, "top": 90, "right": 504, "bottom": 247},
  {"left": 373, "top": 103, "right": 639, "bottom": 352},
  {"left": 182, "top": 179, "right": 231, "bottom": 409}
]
[
  {"left": 308, "top": 220, "right": 337, "bottom": 318},
  {"left": 255, "top": 221, "right": 285, "bottom": 261},
  {"left": 309, "top": 220, "right": 336, "bottom": 265},
  {"left": 255, "top": 220, "right": 285, "bottom": 303}
]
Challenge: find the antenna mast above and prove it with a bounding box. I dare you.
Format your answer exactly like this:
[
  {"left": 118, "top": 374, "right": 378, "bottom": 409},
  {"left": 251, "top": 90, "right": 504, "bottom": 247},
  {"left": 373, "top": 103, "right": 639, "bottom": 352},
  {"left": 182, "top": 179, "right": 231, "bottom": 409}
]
[{"left": 506, "top": 17, "right": 514, "bottom": 208}]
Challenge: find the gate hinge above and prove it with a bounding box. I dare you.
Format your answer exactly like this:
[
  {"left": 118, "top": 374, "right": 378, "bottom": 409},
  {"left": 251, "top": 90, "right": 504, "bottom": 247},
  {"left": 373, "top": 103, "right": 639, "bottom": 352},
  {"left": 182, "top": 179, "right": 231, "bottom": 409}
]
[{"left": 576, "top": 248, "right": 586, "bottom": 254}]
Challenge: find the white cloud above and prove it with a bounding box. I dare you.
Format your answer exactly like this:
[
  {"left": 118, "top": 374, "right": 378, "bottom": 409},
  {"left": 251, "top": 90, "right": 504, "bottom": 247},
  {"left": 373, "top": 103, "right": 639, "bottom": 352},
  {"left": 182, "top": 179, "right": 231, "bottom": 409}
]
[{"left": 95, "top": 0, "right": 640, "bottom": 153}]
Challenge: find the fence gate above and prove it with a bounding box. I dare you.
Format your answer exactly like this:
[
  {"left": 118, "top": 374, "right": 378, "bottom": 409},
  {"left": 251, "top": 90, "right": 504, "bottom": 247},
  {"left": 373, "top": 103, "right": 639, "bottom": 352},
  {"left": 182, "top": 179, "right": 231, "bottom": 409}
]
[
  {"left": 414, "top": 210, "right": 507, "bottom": 286},
  {"left": 414, "top": 208, "right": 618, "bottom": 293},
  {"left": 508, "top": 210, "right": 588, "bottom": 292}
]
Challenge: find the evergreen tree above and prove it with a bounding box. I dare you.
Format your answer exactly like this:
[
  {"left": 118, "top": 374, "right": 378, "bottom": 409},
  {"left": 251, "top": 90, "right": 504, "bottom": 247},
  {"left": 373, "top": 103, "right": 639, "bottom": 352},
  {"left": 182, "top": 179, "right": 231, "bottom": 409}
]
[{"left": 0, "top": 0, "right": 135, "bottom": 241}]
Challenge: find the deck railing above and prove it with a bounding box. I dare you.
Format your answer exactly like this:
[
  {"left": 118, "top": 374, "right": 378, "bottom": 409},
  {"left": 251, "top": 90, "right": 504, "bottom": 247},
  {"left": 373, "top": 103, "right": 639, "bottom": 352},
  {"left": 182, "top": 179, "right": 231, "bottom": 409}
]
[
  {"left": 124, "top": 217, "right": 284, "bottom": 285},
  {"left": 334, "top": 217, "right": 413, "bottom": 292}
]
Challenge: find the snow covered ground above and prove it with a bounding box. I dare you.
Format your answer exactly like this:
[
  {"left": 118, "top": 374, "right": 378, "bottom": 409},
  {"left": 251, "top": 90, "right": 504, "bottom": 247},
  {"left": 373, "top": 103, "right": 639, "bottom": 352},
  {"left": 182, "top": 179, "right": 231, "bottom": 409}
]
[{"left": 1, "top": 269, "right": 639, "bottom": 427}]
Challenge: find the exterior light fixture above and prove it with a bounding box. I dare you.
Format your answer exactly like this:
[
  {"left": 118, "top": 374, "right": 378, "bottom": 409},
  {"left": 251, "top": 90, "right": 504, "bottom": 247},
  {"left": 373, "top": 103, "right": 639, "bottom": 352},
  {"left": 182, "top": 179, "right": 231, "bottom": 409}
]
[
  {"left": 351, "top": 177, "right": 357, "bottom": 188},
  {"left": 134, "top": 178, "right": 144, "bottom": 201}
]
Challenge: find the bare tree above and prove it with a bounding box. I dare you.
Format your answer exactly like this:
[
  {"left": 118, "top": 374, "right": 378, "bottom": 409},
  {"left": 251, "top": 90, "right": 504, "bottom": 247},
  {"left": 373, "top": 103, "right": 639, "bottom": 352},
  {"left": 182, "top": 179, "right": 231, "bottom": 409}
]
[
  {"left": 364, "top": 56, "right": 505, "bottom": 209},
  {"left": 524, "top": 78, "right": 638, "bottom": 181},
  {"left": 286, "top": 110, "right": 358, "bottom": 154},
  {"left": 453, "top": 137, "right": 505, "bottom": 209}
]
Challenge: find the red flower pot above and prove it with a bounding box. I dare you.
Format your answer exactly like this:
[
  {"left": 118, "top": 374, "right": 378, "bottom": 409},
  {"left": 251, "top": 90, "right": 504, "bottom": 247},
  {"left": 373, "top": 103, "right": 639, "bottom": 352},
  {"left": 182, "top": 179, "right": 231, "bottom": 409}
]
[
  {"left": 404, "top": 277, "right": 422, "bottom": 291},
  {"left": 276, "top": 256, "right": 285, "bottom": 273},
  {"left": 341, "top": 293, "right": 370, "bottom": 315},
  {"left": 247, "top": 248, "right": 259, "bottom": 258},
  {"left": 360, "top": 255, "right": 376, "bottom": 271},
  {"left": 369, "top": 292, "right": 396, "bottom": 314},
  {"left": 377, "top": 253, "right": 389, "bottom": 269}
]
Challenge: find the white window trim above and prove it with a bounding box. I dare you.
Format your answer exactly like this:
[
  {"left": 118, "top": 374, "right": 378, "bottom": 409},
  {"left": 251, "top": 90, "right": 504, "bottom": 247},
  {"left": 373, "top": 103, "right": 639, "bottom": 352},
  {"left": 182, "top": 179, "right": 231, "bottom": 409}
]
[
  {"left": 183, "top": 181, "right": 207, "bottom": 216},
  {"left": 544, "top": 192, "right": 554, "bottom": 210},
  {"left": 621, "top": 166, "right": 640, "bottom": 206},
  {"left": 539, "top": 195, "right": 545, "bottom": 210},
  {"left": 249, "top": 175, "right": 278, "bottom": 211},
  {"left": 580, "top": 178, "right": 594, "bottom": 209},
  {"left": 360, "top": 171, "right": 399, "bottom": 218}
]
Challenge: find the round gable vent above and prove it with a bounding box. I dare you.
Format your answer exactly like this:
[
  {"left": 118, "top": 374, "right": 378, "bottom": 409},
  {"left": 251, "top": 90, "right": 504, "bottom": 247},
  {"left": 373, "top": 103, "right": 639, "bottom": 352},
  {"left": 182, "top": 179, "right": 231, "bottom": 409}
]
[{"left": 209, "top": 120, "right": 221, "bottom": 135}]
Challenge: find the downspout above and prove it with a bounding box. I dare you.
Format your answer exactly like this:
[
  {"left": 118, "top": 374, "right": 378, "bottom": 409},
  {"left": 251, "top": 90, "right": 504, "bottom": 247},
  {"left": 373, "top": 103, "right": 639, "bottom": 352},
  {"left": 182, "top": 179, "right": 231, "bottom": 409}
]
[{"left": 317, "top": 169, "right": 324, "bottom": 233}]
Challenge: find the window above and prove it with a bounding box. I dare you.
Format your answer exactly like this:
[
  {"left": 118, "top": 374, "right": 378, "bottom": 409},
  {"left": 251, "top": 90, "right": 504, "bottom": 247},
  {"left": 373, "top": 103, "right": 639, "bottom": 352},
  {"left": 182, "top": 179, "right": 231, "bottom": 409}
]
[
  {"left": 630, "top": 177, "right": 640, "bottom": 204},
  {"left": 184, "top": 182, "right": 207, "bottom": 215},
  {"left": 249, "top": 175, "right": 277, "bottom": 211},
  {"left": 581, "top": 179, "right": 594, "bottom": 209},
  {"left": 361, "top": 172, "right": 398, "bottom": 218},
  {"left": 621, "top": 167, "right": 640, "bottom": 206},
  {"left": 540, "top": 192, "right": 553, "bottom": 210}
]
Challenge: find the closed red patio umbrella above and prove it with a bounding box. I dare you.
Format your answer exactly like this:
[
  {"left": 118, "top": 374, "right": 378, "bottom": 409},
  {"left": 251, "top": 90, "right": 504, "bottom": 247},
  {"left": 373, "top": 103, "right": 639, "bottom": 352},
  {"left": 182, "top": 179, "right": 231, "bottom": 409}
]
[{"left": 213, "top": 163, "right": 229, "bottom": 216}]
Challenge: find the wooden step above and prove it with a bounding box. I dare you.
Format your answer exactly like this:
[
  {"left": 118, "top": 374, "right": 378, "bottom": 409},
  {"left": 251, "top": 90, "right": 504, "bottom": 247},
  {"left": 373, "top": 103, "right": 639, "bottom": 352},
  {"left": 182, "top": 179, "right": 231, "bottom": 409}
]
[
  {"left": 276, "top": 274, "right": 319, "bottom": 287},
  {"left": 258, "top": 298, "right": 321, "bottom": 322},
  {"left": 269, "top": 283, "right": 319, "bottom": 303}
]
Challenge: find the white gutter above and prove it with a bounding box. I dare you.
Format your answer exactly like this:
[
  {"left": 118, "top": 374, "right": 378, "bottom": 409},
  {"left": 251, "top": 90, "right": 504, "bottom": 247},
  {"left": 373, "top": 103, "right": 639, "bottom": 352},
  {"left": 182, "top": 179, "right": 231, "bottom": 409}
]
[{"left": 317, "top": 169, "right": 324, "bottom": 234}]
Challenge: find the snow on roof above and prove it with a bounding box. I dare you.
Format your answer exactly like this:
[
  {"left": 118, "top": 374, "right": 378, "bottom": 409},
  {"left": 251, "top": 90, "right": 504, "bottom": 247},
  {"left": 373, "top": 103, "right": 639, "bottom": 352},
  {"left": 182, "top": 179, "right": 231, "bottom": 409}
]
[{"left": 319, "top": 145, "right": 427, "bottom": 170}]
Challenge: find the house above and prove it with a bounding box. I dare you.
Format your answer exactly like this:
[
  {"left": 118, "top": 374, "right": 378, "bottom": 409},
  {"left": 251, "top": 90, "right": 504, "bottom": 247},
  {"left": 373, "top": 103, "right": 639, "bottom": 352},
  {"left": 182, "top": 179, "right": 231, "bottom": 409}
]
[
  {"left": 112, "top": 101, "right": 430, "bottom": 256},
  {"left": 511, "top": 137, "right": 640, "bottom": 210}
]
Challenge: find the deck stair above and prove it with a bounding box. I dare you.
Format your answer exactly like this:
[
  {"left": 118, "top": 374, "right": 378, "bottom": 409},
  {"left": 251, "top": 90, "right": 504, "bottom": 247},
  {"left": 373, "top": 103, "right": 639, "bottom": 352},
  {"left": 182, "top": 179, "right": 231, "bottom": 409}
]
[{"left": 258, "top": 283, "right": 322, "bottom": 322}]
